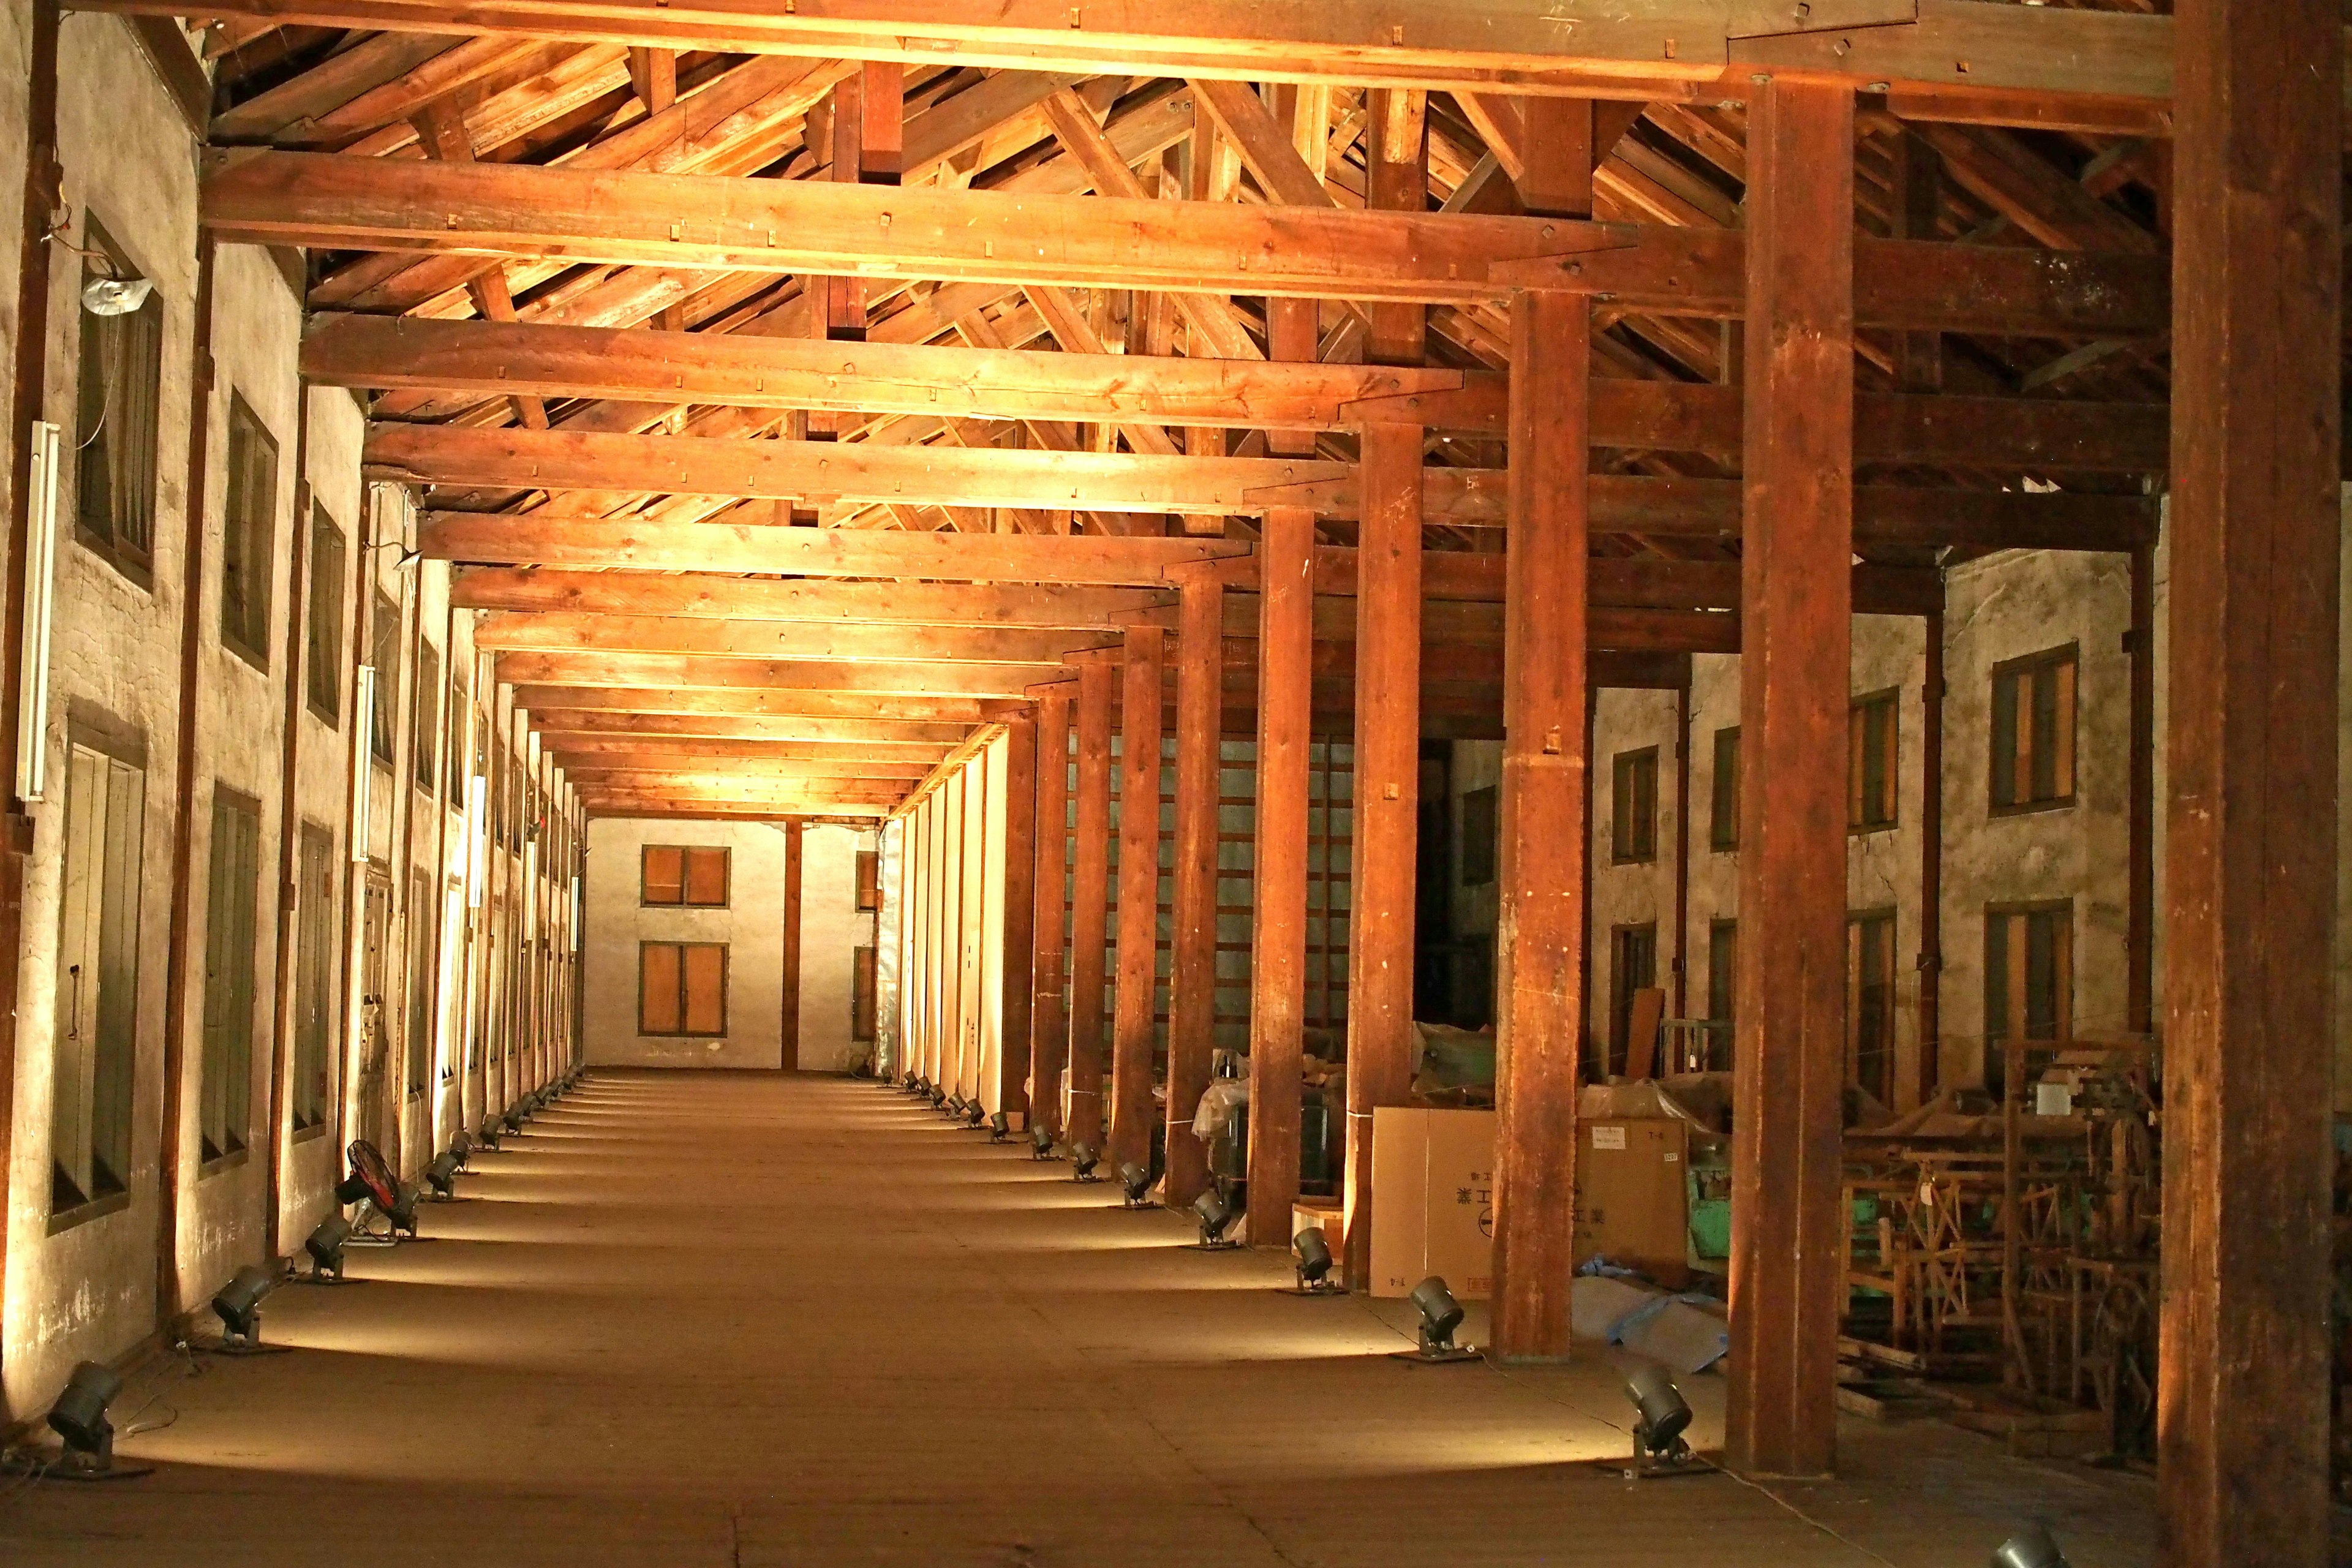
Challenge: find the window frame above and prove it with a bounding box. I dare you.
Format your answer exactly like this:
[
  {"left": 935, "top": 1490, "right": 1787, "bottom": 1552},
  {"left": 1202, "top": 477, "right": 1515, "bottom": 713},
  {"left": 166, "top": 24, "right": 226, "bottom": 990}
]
[
  {"left": 1708, "top": 726, "right": 1740, "bottom": 853},
  {"left": 1610, "top": 746, "right": 1660, "bottom": 866},
  {"left": 1845, "top": 907, "right": 1898, "bottom": 1107},
  {"left": 198, "top": 784, "right": 264, "bottom": 1170},
  {"left": 641, "top": 843, "right": 731, "bottom": 908},
  {"left": 71, "top": 213, "right": 163, "bottom": 589},
  {"left": 219, "top": 391, "right": 279, "bottom": 673},
  {"left": 304, "top": 505, "right": 347, "bottom": 728},
  {"left": 1989, "top": 644, "right": 2080, "bottom": 817},
  {"left": 1984, "top": 898, "right": 2075, "bottom": 1047},
  {"left": 291, "top": 820, "right": 339, "bottom": 1137},
  {"left": 638, "top": 940, "right": 729, "bottom": 1038},
  {"left": 369, "top": 585, "right": 401, "bottom": 769},
  {"left": 1848, "top": 687, "right": 1901, "bottom": 834},
  {"left": 414, "top": 639, "right": 442, "bottom": 793},
  {"left": 1459, "top": 783, "right": 1498, "bottom": 887}
]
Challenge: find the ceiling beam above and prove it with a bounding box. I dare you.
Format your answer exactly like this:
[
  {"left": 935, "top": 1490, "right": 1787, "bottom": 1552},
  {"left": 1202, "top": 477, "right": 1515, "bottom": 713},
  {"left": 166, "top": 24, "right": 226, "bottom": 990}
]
[
  {"left": 209, "top": 151, "right": 2170, "bottom": 333},
  {"left": 496, "top": 650, "right": 1051, "bottom": 697},
  {"left": 322, "top": 314, "right": 2169, "bottom": 471},
  {"left": 89, "top": 1, "right": 2206, "bottom": 131},
  {"left": 536, "top": 734, "right": 956, "bottom": 764},
  {"left": 476, "top": 611, "right": 1106, "bottom": 665},
  {"left": 453, "top": 568, "right": 1176, "bottom": 630},
  {"left": 426, "top": 515, "right": 1244, "bottom": 585},
  {"left": 507, "top": 685, "right": 1009, "bottom": 723},
  {"left": 522, "top": 708, "right": 975, "bottom": 745}
]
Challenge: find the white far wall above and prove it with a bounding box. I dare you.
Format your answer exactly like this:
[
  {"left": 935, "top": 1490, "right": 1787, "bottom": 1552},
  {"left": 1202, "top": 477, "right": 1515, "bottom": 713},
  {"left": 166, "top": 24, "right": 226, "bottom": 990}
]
[
  {"left": 584, "top": 819, "right": 791, "bottom": 1069},
  {"left": 798, "top": 824, "right": 880, "bottom": 1072}
]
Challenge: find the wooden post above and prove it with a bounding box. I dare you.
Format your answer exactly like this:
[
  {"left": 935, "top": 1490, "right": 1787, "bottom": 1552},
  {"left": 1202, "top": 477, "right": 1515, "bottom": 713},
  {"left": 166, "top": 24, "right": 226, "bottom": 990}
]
[
  {"left": 1340, "top": 88, "right": 1430, "bottom": 1286},
  {"left": 1110, "top": 627, "right": 1165, "bottom": 1174},
  {"left": 2160, "top": 5, "right": 2341, "bottom": 1560},
  {"left": 2125, "top": 548, "right": 2154, "bottom": 1036},
  {"left": 1067, "top": 661, "right": 1114, "bottom": 1149},
  {"left": 1030, "top": 688, "right": 1072, "bottom": 1136},
  {"left": 1166, "top": 579, "right": 1221, "bottom": 1208},
  {"left": 1725, "top": 78, "right": 1853, "bottom": 1480},
  {"left": 1490, "top": 97, "right": 1593, "bottom": 1362},
  {"left": 1245, "top": 283, "right": 1319, "bottom": 1247},
  {"left": 907, "top": 802, "right": 927, "bottom": 1082},
  {"left": 998, "top": 713, "right": 1037, "bottom": 1122},
  {"left": 780, "top": 819, "right": 803, "bottom": 1070},
  {"left": 1918, "top": 606, "right": 1944, "bottom": 1103}
]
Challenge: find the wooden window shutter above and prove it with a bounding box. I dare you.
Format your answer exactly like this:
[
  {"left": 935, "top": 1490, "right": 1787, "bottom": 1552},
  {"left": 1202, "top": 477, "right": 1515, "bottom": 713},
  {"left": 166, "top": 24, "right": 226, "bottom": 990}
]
[
  {"left": 852, "top": 946, "right": 877, "bottom": 1041},
  {"left": 640, "top": 943, "right": 682, "bottom": 1033},
  {"left": 684, "top": 846, "right": 728, "bottom": 906},
  {"left": 855, "top": 850, "right": 880, "bottom": 913},
  {"left": 682, "top": 944, "right": 726, "bottom": 1034},
  {"left": 643, "top": 846, "right": 684, "bottom": 905}
]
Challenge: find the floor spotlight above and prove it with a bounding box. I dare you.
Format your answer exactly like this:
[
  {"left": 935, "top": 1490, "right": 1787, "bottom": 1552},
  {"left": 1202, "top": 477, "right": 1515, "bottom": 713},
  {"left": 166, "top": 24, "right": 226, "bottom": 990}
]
[
  {"left": 1115, "top": 1163, "right": 1155, "bottom": 1209},
  {"left": 943, "top": 1093, "right": 965, "bottom": 1118},
  {"left": 1188, "top": 1188, "right": 1243, "bottom": 1248},
  {"left": 1069, "top": 1142, "right": 1102, "bottom": 1182},
  {"left": 209, "top": 1264, "right": 289, "bottom": 1355},
  {"left": 386, "top": 1183, "right": 423, "bottom": 1238},
  {"left": 1992, "top": 1527, "right": 2070, "bottom": 1568},
  {"left": 1030, "top": 1126, "right": 1056, "bottom": 1161},
  {"left": 502, "top": 1101, "right": 527, "bottom": 1134},
  {"left": 1392, "top": 1276, "right": 1480, "bottom": 1364},
  {"left": 929, "top": 1084, "right": 949, "bottom": 1110},
  {"left": 424, "top": 1152, "right": 463, "bottom": 1199},
  {"left": 1616, "top": 1361, "right": 1706, "bottom": 1478},
  {"left": 303, "top": 1215, "right": 352, "bottom": 1282},
  {"left": 989, "top": 1112, "right": 1011, "bottom": 1142},
  {"left": 333, "top": 1171, "right": 374, "bottom": 1206},
  {"left": 20, "top": 1361, "right": 151, "bottom": 1480},
  {"left": 450, "top": 1129, "right": 475, "bottom": 1169},
  {"left": 476, "top": 1116, "right": 503, "bottom": 1151},
  {"left": 963, "top": 1101, "right": 988, "bottom": 1129},
  {"left": 1283, "top": 1227, "right": 1346, "bottom": 1295}
]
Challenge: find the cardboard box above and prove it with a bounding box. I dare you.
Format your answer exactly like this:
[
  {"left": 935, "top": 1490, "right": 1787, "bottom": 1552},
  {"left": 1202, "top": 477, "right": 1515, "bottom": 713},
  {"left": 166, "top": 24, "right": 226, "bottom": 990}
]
[
  {"left": 1369, "top": 1107, "right": 1496, "bottom": 1299},
  {"left": 1574, "top": 1118, "right": 1690, "bottom": 1287}
]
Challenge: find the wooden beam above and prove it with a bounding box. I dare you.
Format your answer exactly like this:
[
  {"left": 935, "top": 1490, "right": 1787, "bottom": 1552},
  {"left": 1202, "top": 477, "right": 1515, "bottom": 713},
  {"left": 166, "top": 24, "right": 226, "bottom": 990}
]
[
  {"left": 475, "top": 611, "right": 1101, "bottom": 666},
  {"left": 92, "top": 0, "right": 2215, "bottom": 130},
  {"left": 1342, "top": 88, "right": 1428, "bottom": 1289},
  {"left": 559, "top": 756, "right": 934, "bottom": 782},
  {"left": 423, "top": 513, "right": 1243, "bottom": 586},
  {"left": 1108, "top": 625, "right": 1163, "bottom": 1175},
  {"left": 2158, "top": 5, "right": 2342, "bottom": 1561},
  {"left": 538, "top": 736, "right": 954, "bottom": 764},
  {"left": 1725, "top": 78, "right": 1853, "bottom": 1482},
  {"left": 1490, "top": 98, "right": 1592, "bottom": 1365},
  {"left": 311, "top": 312, "right": 2171, "bottom": 470},
  {"left": 206, "top": 150, "right": 2171, "bottom": 333},
  {"left": 454, "top": 568, "right": 1175, "bottom": 630},
  {"left": 520, "top": 707, "right": 973, "bottom": 744},
  {"left": 1066, "top": 662, "right": 1114, "bottom": 1148},
  {"left": 406, "top": 445, "right": 2155, "bottom": 545},
  {"left": 306, "top": 312, "right": 1504, "bottom": 433},
  {"left": 494, "top": 650, "right": 1050, "bottom": 698},
  {"left": 508, "top": 684, "right": 1001, "bottom": 723},
  {"left": 1028, "top": 688, "right": 1072, "bottom": 1140},
  {"left": 1164, "top": 580, "right": 1219, "bottom": 1210},
  {"left": 998, "top": 711, "right": 1037, "bottom": 1121}
]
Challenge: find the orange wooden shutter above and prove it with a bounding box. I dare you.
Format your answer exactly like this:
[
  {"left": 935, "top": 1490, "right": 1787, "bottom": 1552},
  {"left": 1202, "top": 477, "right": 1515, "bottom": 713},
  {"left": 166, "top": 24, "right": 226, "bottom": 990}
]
[
  {"left": 641, "top": 943, "right": 682, "bottom": 1032},
  {"left": 684, "top": 846, "right": 728, "bottom": 905},
  {"left": 683, "top": 944, "right": 726, "bottom": 1034},
  {"left": 643, "top": 846, "right": 684, "bottom": 905}
]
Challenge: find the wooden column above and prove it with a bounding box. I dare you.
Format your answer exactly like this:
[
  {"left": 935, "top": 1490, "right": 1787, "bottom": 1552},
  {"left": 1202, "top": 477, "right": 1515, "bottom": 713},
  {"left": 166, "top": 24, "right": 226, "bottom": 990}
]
[
  {"left": 1030, "top": 688, "right": 1072, "bottom": 1136},
  {"left": 1341, "top": 87, "right": 1430, "bottom": 1286},
  {"left": 2125, "top": 547, "right": 2155, "bottom": 1035},
  {"left": 998, "top": 713, "right": 1038, "bottom": 1121},
  {"left": 1489, "top": 96, "right": 1594, "bottom": 1362},
  {"left": 1166, "top": 580, "right": 1221, "bottom": 1208},
  {"left": 1917, "top": 606, "right": 1945, "bottom": 1104},
  {"left": 928, "top": 791, "right": 949, "bottom": 1086},
  {"left": 781, "top": 819, "right": 803, "bottom": 1070},
  {"left": 907, "top": 803, "right": 928, "bottom": 1082},
  {"left": 1726, "top": 78, "right": 1854, "bottom": 1480},
  {"left": 1110, "top": 628, "right": 1165, "bottom": 1174},
  {"left": 2161, "top": 5, "right": 2341, "bottom": 1559},
  {"left": 1066, "top": 661, "right": 1114, "bottom": 1148},
  {"left": 1245, "top": 295, "right": 1319, "bottom": 1246}
]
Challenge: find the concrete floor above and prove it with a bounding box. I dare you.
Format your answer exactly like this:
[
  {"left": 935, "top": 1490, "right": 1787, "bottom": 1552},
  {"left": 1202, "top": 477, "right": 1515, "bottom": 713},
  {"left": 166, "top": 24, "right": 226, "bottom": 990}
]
[{"left": 1, "top": 1071, "right": 2158, "bottom": 1567}]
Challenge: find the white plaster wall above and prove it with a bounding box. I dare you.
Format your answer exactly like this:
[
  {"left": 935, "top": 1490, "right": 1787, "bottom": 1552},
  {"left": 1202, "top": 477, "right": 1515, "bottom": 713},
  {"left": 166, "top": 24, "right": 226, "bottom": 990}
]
[
  {"left": 875, "top": 818, "right": 903, "bottom": 1076},
  {"left": 796, "top": 823, "right": 878, "bottom": 1073},
  {"left": 583, "top": 818, "right": 787, "bottom": 1069},
  {"left": 1587, "top": 687, "right": 1683, "bottom": 1060},
  {"left": 171, "top": 239, "right": 302, "bottom": 1315},
  {"left": 4, "top": 13, "right": 200, "bottom": 1422}
]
